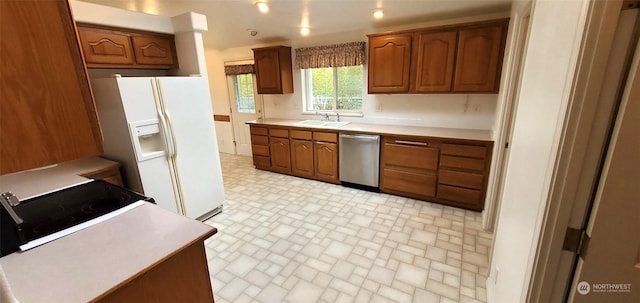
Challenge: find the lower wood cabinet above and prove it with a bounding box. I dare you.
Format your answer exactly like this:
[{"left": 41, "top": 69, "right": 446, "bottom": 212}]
[
  {"left": 97, "top": 240, "right": 213, "bottom": 302},
  {"left": 380, "top": 136, "right": 440, "bottom": 199},
  {"left": 313, "top": 142, "right": 338, "bottom": 183},
  {"left": 249, "top": 124, "right": 494, "bottom": 211},
  {"left": 291, "top": 139, "right": 314, "bottom": 178},
  {"left": 249, "top": 125, "right": 339, "bottom": 184},
  {"left": 269, "top": 137, "right": 291, "bottom": 173},
  {"left": 436, "top": 142, "right": 492, "bottom": 210},
  {"left": 380, "top": 136, "right": 493, "bottom": 211},
  {"left": 250, "top": 126, "right": 270, "bottom": 170}
]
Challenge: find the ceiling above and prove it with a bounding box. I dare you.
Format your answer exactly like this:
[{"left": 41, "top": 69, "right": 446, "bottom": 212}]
[{"left": 79, "top": 0, "right": 512, "bottom": 50}]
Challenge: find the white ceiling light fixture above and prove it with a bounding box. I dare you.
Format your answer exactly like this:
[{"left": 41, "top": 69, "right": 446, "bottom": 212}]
[
  {"left": 255, "top": 1, "right": 269, "bottom": 13},
  {"left": 373, "top": 9, "right": 384, "bottom": 19},
  {"left": 300, "top": 27, "right": 310, "bottom": 36}
]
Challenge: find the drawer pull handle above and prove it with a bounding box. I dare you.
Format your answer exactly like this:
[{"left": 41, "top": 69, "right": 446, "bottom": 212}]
[{"left": 395, "top": 140, "right": 428, "bottom": 146}]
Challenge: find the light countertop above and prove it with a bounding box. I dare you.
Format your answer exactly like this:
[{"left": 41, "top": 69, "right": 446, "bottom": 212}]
[
  {"left": 246, "top": 118, "right": 493, "bottom": 142},
  {"left": 0, "top": 203, "right": 216, "bottom": 303},
  {"left": 0, "top": 157, "right": 120, "bottom": 200}
]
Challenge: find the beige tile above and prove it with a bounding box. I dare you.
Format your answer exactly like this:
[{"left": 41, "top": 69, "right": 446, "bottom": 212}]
[{"left": 207, "top": 154, "right": 494, "bottom": 303}]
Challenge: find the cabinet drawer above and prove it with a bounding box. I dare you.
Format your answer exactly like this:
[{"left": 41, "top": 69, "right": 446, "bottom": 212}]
[
  {"left": 383, "top": 143, "right": 439, "bottom": 171},
  {"left": 270, "top": 128, "right": 289, "bottom": 138},
  {"left": 439, "top": 169, "right": 483, "bottom": 190},
  {"left": 252, "top": 145, "right": 270, "bottom": 157},
  {"left": 250, "top": 126, "right": 268, "bottom": 136},
  {"left": 382, "top": 168, "right": 436, "bottom": 197},
  {"left": 291, "top": 130, "right": 312, "bottom": 140},
  {"left": 437, "top": 184, "right": 481, "bottom": 205},
  {"left": 253, "top": 155, "right": 271, "bottom": 169},
  {"left": 313, "top": 132, "right": 337, "bottom": 143},
  {"left": 440, "top": 155, "right": 485, "bottom": 171},
  {"left": 251, "top": 135, "right": 268, "bottom": 145},
  {"left": 441, "top": 143, "right": 487, "bottom": 159}
]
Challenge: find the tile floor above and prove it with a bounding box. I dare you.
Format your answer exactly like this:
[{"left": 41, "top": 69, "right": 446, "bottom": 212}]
[{"left": 203, "top": 153, "right": 492, "bottom": 303}]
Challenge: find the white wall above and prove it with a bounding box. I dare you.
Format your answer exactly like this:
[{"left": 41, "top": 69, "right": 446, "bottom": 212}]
[
  {"left": 204, "top": 13, "right": 512, "bottom": 155},
  {"left": 486, "top": 0, "right": 590, "bottom": 302}
]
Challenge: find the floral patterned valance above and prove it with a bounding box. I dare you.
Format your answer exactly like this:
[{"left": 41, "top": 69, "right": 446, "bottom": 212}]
[
  {"left": 295, "top": 41, "right": 366, "bottom": 69},
  {"left": 224, "top": 64, "right": 255, "bottom": 75}
]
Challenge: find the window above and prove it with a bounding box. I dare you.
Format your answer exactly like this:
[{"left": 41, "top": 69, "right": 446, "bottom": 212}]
[
  {"left": 233, "top": 74, "right": 256, "bottom": 113},
  {"left": 302, "top": 65, "right": 363, "bottom": 113}
]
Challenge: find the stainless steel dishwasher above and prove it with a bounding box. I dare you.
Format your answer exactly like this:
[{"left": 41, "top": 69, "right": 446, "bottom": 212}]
[{"left": 339, "top": 133, "right": 380, "bottom": 190}]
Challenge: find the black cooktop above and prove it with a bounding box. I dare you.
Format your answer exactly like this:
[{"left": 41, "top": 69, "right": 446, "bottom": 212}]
[{"left": 1, "top": 180, "right": 153, "bottom": 257}]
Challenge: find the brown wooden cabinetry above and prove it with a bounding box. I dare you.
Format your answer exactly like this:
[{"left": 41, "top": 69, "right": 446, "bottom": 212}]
[
  {"left": 453, "top": 25, "right": 505, "bottom": 92},
  {"left": 368, "top": 34, "right": 413, "bottom": 93},
  {"left": 367, "top": 19, "right": 508, "bottom": 94},
  {"left": 248, "top": 125, "right": 339, "bottom": 184},
  {"left": 380, "top": 136, "right": 440, "bottom": 199},
  {"left": 312, "top": 132, "right": 339, "bottom": 183},
  {"left": 291, "top": 130, "right": 314, "bottom": 178},
  {"left": 80, "top": 163, "right": 124, "bottom": 187},
  {"left": 437, "top": 143, "right": 492, "bottom": 210},
  {"left": 413, "top": 31, "right": 457, "bottom": 92},
  {"left": 250, "top": 126, "right": 271, "bottom": 169},
  {"left": 253, "top": 46, "right": 294, "bottom": 94},
  {"left": 0, "top": 0, "right": 103, "bottom": 175},
  {"left": 77, "top": 23, "right": 178, "bottom": 69}
]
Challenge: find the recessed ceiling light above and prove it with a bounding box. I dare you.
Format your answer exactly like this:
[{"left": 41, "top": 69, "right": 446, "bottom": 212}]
[
  {"left": 300, "top": 27, "right": 310, "bottom": 36},
  {"left": 373, "top": 9, "right": 384, "bottom": 19},
  {"left": 255, "top": 1, "right": 269, "bottom": 13}
]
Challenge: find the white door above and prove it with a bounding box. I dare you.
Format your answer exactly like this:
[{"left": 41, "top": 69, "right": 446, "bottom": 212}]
[
  {"left": 567, "top": 39, "right": 640, "bottom": 303},
  {"left": 156, "top": 77, "right": 225, "bottom": 219},
  {"left": 227, "top": 73, "right": 263, "bottom": 156}
]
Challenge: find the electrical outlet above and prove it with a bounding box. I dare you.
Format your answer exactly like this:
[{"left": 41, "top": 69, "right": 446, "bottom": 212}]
[
  {"left": 375, "top": 103, "right": 382, "bottom": 112},
  {"left": 473, "top": 103, "right": 481, "bottom": 112}
]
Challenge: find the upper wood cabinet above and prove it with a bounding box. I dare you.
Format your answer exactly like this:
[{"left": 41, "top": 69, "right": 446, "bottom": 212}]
[
  {"left": 367, "top": 19, "right": 509, "bottom": 94},
  {"left": 252, "top": 46, "right": 294, "bottom": 94},
  {"left": 453, "top": 25, "right": 505, "bottom": 92},
  {"left": 0, "top": 0, "right": 103, "bottom": 175},
  {"left": 413, "top": 31, "right": 457, "bottom": 92},
  {"left": 77, "top": 24, "right": 178, "bottom": 69},
  {"left": 368, "top": 34, "right": 413, "bottom": 93}
]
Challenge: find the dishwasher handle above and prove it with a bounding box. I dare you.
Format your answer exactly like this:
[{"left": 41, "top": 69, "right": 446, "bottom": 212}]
[{"left": 340, "top": 133, "right": 379, "bottom": 141}]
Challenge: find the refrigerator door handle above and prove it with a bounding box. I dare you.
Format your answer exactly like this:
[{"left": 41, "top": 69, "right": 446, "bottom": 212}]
[
  {"left": 150, "top": 79, "right": 175, "bottom": 157},
  {"left": 156, "top": 79, "right": 179, "bottom": 158}
]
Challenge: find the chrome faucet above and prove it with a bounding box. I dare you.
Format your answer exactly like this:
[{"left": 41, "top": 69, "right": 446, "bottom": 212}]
[
  {"left": 322, "top": 113, "right": 330, "bottom": 121},
  {"left": 336, "top": 112, "right": 341, "bottom": 122}
]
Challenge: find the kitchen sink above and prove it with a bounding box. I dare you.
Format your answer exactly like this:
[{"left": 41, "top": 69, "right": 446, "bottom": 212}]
[{"left": 295, "top": 120, "right": 351, "bottom": 128}]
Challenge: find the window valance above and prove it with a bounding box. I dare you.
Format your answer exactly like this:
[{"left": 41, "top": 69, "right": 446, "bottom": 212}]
[
  {"left": 224, "top": 64, "right": 255, "bottom": 75},
  {"left": 295, "top": 41, "right": 366, "bottom": 69}
]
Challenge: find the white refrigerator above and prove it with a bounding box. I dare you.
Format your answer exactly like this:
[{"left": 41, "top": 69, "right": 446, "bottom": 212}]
[{"left": 91, "top": 76, "right": 224, "bottom": 220}]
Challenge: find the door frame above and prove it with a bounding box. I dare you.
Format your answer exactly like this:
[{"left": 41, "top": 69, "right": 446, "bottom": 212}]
[
  {"left": 483, "top": 2, "right": 532, "bottom": 233},
  {"left": 224, "top": 59, "right": 264, "bottom": 156},
  {"left": 527, "top": 1, "right": 638, "bottom": 301}
]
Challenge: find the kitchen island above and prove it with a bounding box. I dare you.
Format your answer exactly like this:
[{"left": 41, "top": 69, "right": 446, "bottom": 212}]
[{"left": 0, "top": 203, "right": 216, "bottom": 302}]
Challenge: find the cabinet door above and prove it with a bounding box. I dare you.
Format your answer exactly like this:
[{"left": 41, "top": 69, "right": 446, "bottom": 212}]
[
  {"left": 368, "top": 34, "right": 412, "bottom": 93},
  {"left": 453, "top": 24, "right": 505, "bottom": 92},
  {"left": 270, "top": 137, "right": 291, "bottom": 173},
  {"left": 414, "top": 31, "right": 457, "bottom": 92},
  {"left": 77, "top": 26, "right": 135, "bottom": 65},
  {"left": 314, "top": 142, "right": 339, "bottom": 183},
  {"left": 254, "top": 48, "right": 283, "bottom": 94},
  {"left": 291, "top": 139, "right": 314, "bottom": 178},
  {"left": 0, "top": 0, "right": 102, "bottom": 174},
  {"left": 131, "top": 35, "right": 178, "bottom": 67}
]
